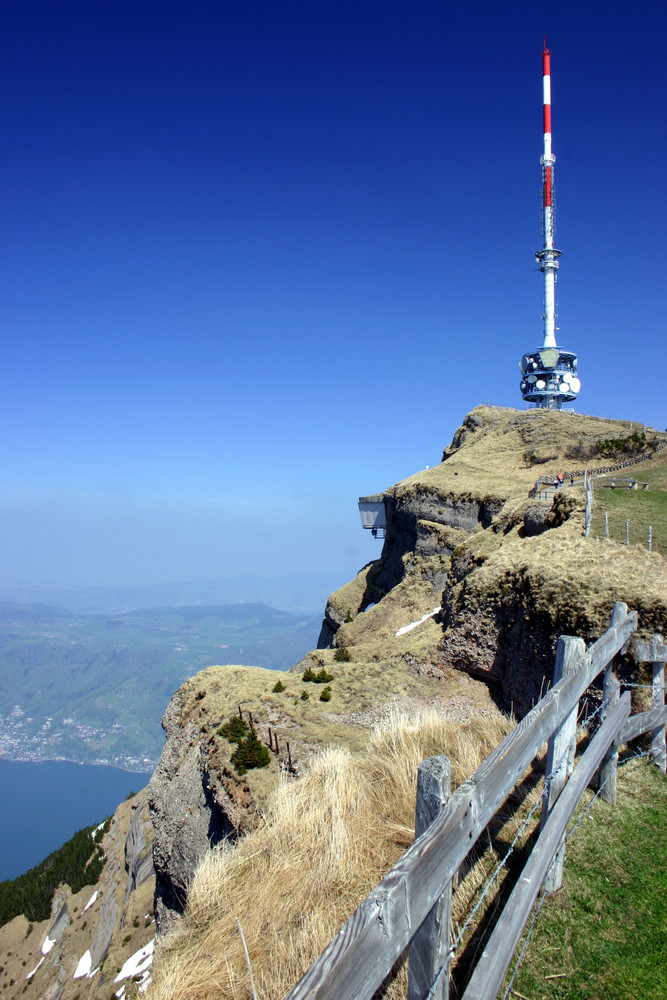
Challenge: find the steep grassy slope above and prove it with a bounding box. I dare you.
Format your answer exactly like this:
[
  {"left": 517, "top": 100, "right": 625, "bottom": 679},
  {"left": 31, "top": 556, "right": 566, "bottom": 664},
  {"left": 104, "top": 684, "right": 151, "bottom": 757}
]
[
  {"left": 142, "top": 404, "right": 666, "bottom": 1000},
  {"left": 148, "top": 708, "right": 515, "bottom": 1000},
  {"left": 168, "top": 650, "right": 496, "bottom": 819},
  {"left": 323, "top": 406, "right": 667, "bottom": 713},
  {"left": 590, "top": 445, "right": 667, "bottom": 555}
]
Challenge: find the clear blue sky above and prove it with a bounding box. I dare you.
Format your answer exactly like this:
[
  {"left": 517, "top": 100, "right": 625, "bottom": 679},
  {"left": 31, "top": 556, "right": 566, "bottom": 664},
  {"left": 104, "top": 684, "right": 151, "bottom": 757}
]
[{"left": 1, "top": 1, "right": 664, "bottom": 589}]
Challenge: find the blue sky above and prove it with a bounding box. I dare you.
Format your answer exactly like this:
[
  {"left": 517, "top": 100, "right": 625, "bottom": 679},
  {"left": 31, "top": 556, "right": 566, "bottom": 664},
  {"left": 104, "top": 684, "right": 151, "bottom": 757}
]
[{"left": 1, "top": 1, "right": 664, "bottom": 590}]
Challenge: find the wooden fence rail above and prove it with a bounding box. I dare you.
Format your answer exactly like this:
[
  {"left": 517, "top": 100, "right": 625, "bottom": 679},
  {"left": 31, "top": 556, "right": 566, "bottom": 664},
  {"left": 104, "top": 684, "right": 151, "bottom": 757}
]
[
  {"left": 462, "top": 692, "right": 631, "bottom": 1000},
  {"left": 284, "top": 605, "right": 666, "bottom": 1000},
  {"left": 528, "top": 437, "right": 667, "bottom": 499}
]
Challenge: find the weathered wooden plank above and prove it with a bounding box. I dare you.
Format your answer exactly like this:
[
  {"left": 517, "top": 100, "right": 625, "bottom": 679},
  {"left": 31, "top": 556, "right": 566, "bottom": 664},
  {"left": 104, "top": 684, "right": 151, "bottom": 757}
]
[
  {"left": 540, "top": 636, "right": 585, "bottom": 894},
  {"left": 634, "top": 635, "right": 667, "bottom": 663},
  {"left": 462, "top": 693, "right": 631, "bottom": 1000},
  {"left": 598, "top": 604, "right": 625, "bottom": 803},
  {"left": 619, "top": 704, "right": 667, "bottom": 744},
  {"left": 651, "top": 659, "right": 666, "bottom": 772},
  {"left": 408, "top": 756, "right": 452, "bottom": 1000},
  {"left": 284, "top": 610, "right": 637, "bottom": 1000}
]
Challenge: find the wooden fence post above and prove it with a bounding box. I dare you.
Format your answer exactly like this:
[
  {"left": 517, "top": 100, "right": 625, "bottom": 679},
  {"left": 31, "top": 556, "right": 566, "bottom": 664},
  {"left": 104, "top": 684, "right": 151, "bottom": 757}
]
[
  {"left": 632, "top": 635, "right": 667, "bottom": 772},
  {"left": 408, "top": 755, "right": 452, "bottom": 1000},
  {"left": 598, "top": 602, "right": 627, "bottom": 802},
  {"left": 650, "top": 639, "right": 666, "bottom": 772},
  {"left": 651, "top": 659, "right": 666, "bottom": 771},
  {"left": 540, "top": 635, "right": 586, "bottom": 894}
]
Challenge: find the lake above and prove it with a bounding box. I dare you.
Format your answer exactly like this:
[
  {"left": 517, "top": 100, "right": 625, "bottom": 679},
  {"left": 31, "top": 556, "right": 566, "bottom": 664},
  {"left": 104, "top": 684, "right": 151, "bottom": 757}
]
[{"left": 0, "top": 759, "right": 152, "bottom": 883}]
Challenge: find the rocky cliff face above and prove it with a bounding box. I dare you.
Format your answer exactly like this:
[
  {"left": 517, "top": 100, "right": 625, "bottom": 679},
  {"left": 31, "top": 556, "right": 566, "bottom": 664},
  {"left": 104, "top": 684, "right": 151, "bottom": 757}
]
[
  {"left": 148, "top": 689, "right": 248, "bottom": 933},
  {"left": 319, "top": 406, "right": 667, "bottom": 713},
  {"left": 139, "top": 406, "right": 667, "bottom": 942},
  {"left": 9, "top": 404, "right": 664, "bottom": 995}
]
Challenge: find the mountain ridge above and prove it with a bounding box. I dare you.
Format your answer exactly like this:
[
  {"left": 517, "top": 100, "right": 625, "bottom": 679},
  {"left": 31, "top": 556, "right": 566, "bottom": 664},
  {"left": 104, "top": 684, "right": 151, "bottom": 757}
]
[{"left": 2, "top": 404, "right": 666, "bottom": 1000}]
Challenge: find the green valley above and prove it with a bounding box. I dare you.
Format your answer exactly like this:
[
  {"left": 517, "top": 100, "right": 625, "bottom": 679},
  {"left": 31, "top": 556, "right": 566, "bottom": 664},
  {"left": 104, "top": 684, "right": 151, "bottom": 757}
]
[{"left": 0, "top": 603, "right": 319, "bottom": 769}]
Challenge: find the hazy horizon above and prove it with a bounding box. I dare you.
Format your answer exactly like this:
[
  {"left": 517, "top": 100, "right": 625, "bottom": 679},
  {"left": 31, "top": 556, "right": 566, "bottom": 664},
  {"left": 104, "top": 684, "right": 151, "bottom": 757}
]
[{"left": 0, "top": 571, "right": 351, "bottom": 617}]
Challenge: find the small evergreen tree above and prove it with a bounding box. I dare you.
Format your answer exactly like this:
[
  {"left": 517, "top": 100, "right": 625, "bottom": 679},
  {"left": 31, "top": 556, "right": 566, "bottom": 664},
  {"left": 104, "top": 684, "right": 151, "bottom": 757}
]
[
  {"left": 231, "top": 727, "right": 271, "bottom": 775},
  {"left": 218, "top": 716, "right": 250, "bottom": 742}
]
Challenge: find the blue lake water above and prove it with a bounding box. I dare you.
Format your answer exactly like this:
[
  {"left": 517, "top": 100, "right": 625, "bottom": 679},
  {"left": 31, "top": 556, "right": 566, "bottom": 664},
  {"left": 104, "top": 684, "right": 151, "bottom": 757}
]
[{"left": 0, "top": 759, "right": 152, "bottom": 883}]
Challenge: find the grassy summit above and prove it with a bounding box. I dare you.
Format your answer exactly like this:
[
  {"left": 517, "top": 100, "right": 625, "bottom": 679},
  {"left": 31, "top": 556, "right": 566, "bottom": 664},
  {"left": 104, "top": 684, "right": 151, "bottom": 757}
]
[
  {"left": 147, "top": 405, "right": 667, "bottom": 1000},
  {"left": 408, "top": 405, "right": 661, "bottom": 498}
]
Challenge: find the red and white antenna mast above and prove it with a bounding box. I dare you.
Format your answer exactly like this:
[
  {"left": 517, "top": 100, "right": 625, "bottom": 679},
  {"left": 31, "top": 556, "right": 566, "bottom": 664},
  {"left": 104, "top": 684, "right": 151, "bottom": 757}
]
[
  {"left": 538, "top": 41, "right": 558, "bottom": 349},
  {"left": 519, "top": 41, "right": 581, "bottom": 409}
]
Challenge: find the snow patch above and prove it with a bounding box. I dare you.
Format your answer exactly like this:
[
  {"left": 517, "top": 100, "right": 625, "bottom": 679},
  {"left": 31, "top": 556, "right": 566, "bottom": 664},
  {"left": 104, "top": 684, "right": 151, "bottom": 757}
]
[
  {"left": 41, "top": 935, "right": 56, "bottom": 955},
  {"left": 114, "top": 939, "right": 155, "bottom": 983},
  {"left": 115, "top": 986, "right": 126, "bottom": 999},
  {"left": 26, "top": 956, "right": 44, "bottom": 979},
  {"left": 395, "top": 607, "right": 441, "bottom": 637},
  {"left": 83, "top": 890, "right": 98, "bottom": 912},
  {"left": 73, "top": 950, "right": 92, "bottom": 979}
]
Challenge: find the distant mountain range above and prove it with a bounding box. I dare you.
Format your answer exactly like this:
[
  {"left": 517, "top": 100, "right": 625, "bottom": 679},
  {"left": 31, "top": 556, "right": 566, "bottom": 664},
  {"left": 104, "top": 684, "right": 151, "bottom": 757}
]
[
  {"left": 0, "top": 600, "right": 321, "bottom": 769},
  {"left": 0, "top": 573, "right": 343, "bottom": 616}
]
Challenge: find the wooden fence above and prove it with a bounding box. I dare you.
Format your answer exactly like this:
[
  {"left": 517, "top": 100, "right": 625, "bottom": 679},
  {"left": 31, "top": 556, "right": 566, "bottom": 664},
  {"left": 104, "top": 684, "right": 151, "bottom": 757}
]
[
  {"left": 528, "top": 437, "right": 667, "bottom": 499},
  {"left": 584, "top": 478, "right": 659, "bottom": 551},
  {"left": 284, "top": 604, "right": 667, "bottom": 1000}
]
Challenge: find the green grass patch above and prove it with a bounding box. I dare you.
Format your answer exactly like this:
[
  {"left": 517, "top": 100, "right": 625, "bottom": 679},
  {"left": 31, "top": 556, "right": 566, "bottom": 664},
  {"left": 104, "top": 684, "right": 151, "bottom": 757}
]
[
  {"left": 591, "top": 488, "right": 667, "bottom": 556},
  {"left": 632, "top": 447, "right": 667, "bottom": 492},
  {"left": 507, "top": 760, "right": 667, "bottom": 1000}
]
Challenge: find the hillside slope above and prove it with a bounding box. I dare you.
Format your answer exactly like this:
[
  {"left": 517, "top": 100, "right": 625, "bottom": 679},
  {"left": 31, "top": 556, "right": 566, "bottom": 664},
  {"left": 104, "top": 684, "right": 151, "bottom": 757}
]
[
  {"left": 5, "top": 404, "right": 665, "bottom": 1000},
  {"left": 144, "top": 405, "right": 666, "bottom": 934},
  {"left": 0, "top": 787, "right": 155, "bottom": 1000}
]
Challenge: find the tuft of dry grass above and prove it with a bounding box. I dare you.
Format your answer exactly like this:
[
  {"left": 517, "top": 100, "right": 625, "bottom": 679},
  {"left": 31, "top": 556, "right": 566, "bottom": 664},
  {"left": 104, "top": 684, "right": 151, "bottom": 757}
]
[{"left": 148, "top": 705, "right": 513, "bottom": 1000}]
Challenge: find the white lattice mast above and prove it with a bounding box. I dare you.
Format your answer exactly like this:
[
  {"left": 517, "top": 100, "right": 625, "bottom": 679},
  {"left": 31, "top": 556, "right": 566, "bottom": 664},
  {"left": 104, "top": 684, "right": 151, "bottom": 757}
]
[{"left": 519, "top": 41, "right": 581, "bottom": 409}]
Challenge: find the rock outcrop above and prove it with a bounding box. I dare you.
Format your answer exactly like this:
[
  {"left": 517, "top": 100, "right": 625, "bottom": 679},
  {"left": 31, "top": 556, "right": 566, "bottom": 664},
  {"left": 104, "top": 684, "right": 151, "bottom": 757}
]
[
  {"left": 148, "top": 691, "right": 238, "bottom": 932},
  {"left": 141, "top": 405, "right": 667, "bottom": 940},
  {"left": 319, "top": 406, "right": 667, "bottom": 714}
]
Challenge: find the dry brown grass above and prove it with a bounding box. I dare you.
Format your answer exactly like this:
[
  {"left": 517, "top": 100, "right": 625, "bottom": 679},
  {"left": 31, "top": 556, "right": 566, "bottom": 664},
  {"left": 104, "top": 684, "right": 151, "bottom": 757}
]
[
  {"left": 395, "top": 406, "right": 655, "bottom": 504},
  {"left": 147, "top": 705, "right": 513, "bottom": 1000}
]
